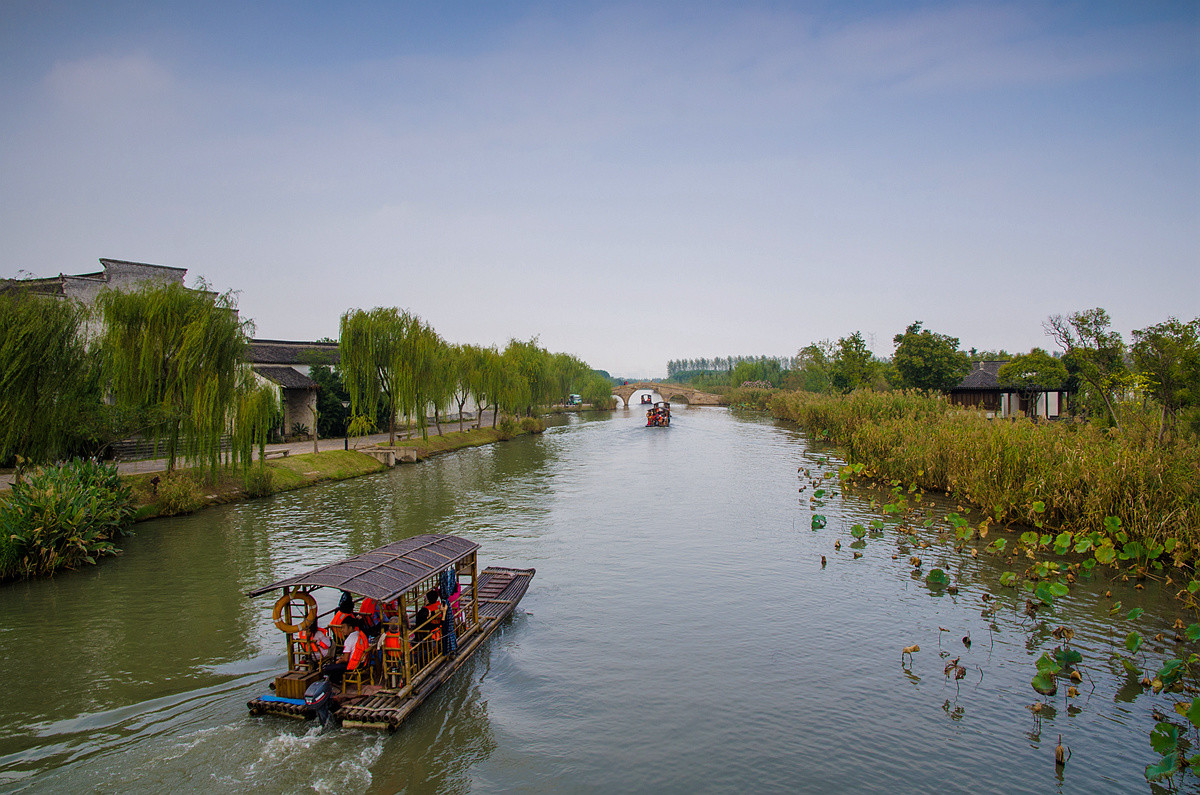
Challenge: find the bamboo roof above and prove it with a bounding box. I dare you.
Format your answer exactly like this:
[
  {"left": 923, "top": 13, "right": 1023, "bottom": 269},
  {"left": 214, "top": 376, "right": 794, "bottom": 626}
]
[{"left": 247, "top": 534, "right": 478, "bottom": 602}]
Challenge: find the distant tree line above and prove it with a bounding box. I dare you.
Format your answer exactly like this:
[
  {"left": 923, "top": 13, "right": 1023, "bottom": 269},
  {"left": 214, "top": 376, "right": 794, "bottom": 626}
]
[
  {"left": 666, "top": 309, "right": 1200, "bottom": 441},
  {"left": 336, "top": 307, "right": 615, "bottom": 442},
  {"left": 666, "top": 355, "right": 794, "bottom": 378}
]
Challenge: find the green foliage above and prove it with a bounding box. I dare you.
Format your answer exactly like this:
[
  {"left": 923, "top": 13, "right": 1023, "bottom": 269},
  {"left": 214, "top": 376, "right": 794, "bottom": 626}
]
[
  {"left": 997, "top": 348, "right": 1068, "bottom": 419},
  {"left": 1145, "top": 722, "right": 1183, "bottom": 782},
  {"left": 580, "top": 375, "right": 616, "bottom": 409},
  {"left": 97, "top": 281, "right": 250, "bottom": 478},
  {"left": 765, "top": 390, "right": 1200, "bottom": 564},
  {"left": 1031, "top": 653, "right": 1060, "bottom": 696},
  {"left": 496, "top": 414, "right": 519, "bottom": 440},
  {"left": 1045, "top": 308, "right": 1128, "bottom": 429},
  {"left": 155, "top": 472, "right": 205, "bottom": 515},
  {"left": 1131, "top": 316, "right": 1200, "bottom": 443},
  {"left": 0, "top": 287, "right": 95, "bottom": 464},
  {"left": 309, "top": 362, "right": 351, "bottom": 437},
  {"left": 339, "top": 307, "right": 444, "bottom": 443},
  {"left": 519, "top": 417, "right": 546, "bottom": 433},
  {"left": 830, "top": 332, "right": 882, "bottom": 393},
  {"left": 811, "top": 514, "right": 827, "bottom": 530},
  {"left": 232, "top": 376, "right": 279, "bottom": 468},
  {"left": 924, "top": 568, "right": 950, "bottom": 589},
  {"left": 0, "top": 459, "right": 134, "bottom": 579},
  {"left": 891, "top": 321, "right": 970, "bottom": 392},
  {"left": 242, "top": 465, "right": 274, "bottom": 498}
]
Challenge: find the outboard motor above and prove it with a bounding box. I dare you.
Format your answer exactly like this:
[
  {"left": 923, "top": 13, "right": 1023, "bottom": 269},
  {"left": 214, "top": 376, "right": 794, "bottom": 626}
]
[{"left": 304, "top": 676, "right": 334, "bottom": 727}]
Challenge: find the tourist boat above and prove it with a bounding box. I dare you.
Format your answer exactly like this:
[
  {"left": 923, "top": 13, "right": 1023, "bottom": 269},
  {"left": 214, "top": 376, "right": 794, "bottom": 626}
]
[
  {"left": 640, "top": 394, "right": 653, "bottom": 404},
  {"left": 646, "top": 401, "right": 670, "bottom": 427},
  {"left": 246, "top": 534, "right": 534, "bottom": 731}
]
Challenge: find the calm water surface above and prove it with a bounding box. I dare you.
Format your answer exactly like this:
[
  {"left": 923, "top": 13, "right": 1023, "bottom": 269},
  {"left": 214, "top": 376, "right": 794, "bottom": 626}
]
[{"left": 0, "top": 406, "right": 1188, "bottom": 793}]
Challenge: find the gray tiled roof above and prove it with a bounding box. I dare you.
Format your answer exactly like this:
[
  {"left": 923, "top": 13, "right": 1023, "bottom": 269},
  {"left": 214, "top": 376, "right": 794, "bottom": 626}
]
[
  {"left": 953, "top": 360, "right": 1010, "bottom": 390},
  {"left": 253, "top": 365, "right": 316, "bottom": 389},
  {"left": 247, "top": 339, "right": 340, "bottom": 366}
]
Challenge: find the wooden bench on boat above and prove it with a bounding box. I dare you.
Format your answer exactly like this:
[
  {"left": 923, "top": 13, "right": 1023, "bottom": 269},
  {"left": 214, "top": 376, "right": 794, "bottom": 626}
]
[{"left": 245, "top": 534, "right": 534, "bottom": 732}]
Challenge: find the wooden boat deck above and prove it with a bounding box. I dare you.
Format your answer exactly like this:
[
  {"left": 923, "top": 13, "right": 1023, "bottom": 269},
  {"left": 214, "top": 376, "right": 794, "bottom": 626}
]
[{"left": 249, "top": 565, "right": 534, "bottom": 731}]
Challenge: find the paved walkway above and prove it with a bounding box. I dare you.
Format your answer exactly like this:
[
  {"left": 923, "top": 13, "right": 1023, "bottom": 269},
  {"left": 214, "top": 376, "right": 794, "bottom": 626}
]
[{"left": 0, "top": 416, "right": 492, "bottom": 486}]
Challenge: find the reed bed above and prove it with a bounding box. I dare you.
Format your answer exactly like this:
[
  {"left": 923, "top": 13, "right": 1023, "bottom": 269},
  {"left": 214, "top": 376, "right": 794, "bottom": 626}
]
[{"left": 768, "top": 390, "right": 1200, "bottom": 563}]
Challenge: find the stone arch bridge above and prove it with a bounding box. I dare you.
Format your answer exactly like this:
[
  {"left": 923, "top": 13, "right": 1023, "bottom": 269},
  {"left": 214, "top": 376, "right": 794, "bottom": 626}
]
[{"left": 611, "top": 382, "right": 723, "bottom": 408}]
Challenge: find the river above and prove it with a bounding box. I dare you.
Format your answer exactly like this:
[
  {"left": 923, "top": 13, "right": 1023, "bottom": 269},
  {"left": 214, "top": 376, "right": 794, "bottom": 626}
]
[{"left": 0, "top": 405, "right": 1188, "bottom": 793}]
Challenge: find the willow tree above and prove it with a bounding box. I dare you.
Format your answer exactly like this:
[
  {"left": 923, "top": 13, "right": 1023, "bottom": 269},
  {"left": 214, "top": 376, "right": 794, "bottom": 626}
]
[
  {"left": 340, "top": 307, "right": 443, "bottom": 444},
  {"left": 0, "top": 286, "right": 94, "bottom": 463},
  {"left": 232, "top": 370, "right": 281, "bottom": 468},
  {"left": 97, "top": 281, "right": 249, "bottom": 477}
]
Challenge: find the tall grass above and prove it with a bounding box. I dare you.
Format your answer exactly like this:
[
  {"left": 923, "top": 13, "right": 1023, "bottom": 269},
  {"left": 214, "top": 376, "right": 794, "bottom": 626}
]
[{"left": 768, "top": 390, "right": 1200, "bottom": 562}]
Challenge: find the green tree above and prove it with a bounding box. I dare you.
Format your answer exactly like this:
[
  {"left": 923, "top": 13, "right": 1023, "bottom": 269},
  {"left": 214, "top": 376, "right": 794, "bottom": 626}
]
[
  {"left": 0, "top": 287, "right": 94, "bottom": 463},
  {"left": 831, "top": 332, "right": 878, "bottom": 393},
  {"left": 309, "top": 363, "right": 350, "bottom": 438},
  {"left": 97, "top": 282, "right": 250, "bottom": 477},
  {"left": 892, "top": 321, "right": 969, "bottom": 392},
  {"left": 502, "top": 338, "right": 551, "bottom": 417},
  {"left": 581, "top": 375, "right": 615, "bottom": 409},
  {"left": 1045, "top": 308, "right": 1128, "bottom": 429},
  {"left": 786, "top": 341, "right": 836, "bottom": 393},
  {"left": 339, "top": 307, "right": 442, "bottom": 444},
  {"left": 551, "top": 352, "right": 592, "bottom": 406},
  {"left": 1131, "top": 317, "right": 1200, "bottom": 442},
  {"left": 998, "top": 348, "right": 1068, "bottom": 419}
]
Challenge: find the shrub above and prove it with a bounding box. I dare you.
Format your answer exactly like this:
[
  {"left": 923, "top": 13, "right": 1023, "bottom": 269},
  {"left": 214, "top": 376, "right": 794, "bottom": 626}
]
[
  {"left": 520, "top": 417, "right": 546, "bottom": 433},
  {"left": 0, "top": 459, "right": 135, "bottom": 579},
  {"left": 155, "top": 472, "right": 205, "bottom": 515},
  {"left": 497, "top": 415, "right": 519, "bottom": 440},
  {"left": 242, "top": 465, "right": 275, "bottom": 498}
]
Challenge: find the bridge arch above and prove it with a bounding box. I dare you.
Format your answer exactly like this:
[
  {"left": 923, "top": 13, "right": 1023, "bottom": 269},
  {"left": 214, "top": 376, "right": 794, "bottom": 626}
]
[{"left": 610, "top": 382, "right": 722, "bottom": 408}]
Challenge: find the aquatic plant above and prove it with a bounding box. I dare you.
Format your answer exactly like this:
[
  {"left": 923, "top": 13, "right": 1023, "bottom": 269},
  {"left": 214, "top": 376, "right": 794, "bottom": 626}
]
[
  {"left": 0, "top": 459, "right": 134, "bottom": 579},
  {"left": 769, "top": 389, "right": 1200, "bottom": 564}
]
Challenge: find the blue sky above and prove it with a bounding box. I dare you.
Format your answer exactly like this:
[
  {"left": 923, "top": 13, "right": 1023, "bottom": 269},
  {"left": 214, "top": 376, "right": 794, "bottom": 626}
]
[{"left": 2, "top": 1, "right": 1196, "bottom": 377}]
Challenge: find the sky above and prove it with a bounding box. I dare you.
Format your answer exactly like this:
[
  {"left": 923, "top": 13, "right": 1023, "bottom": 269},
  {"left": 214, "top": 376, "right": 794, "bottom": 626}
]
[{"left": 1, "top": 1, "right": 1196, "bottom": 378}]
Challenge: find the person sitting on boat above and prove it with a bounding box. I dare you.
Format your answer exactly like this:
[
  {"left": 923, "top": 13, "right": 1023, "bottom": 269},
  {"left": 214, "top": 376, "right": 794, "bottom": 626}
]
[
  {"left": 321, "top": 616, "right": 370, "bottom": 686},
  {"left": 413, "top": 590, "right": 444, "bottom": 662},
  {"left": 358, "top": 597, "right": 384, "bottom": 637},
  {"left": 298, "top": 615, "right": 333, "bottom": 668},
  {"left": 329, "top": 590, "right": 356, "bottom": 632}
]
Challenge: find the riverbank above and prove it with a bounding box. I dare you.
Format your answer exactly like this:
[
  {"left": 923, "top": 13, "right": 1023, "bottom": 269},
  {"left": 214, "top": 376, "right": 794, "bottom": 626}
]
[
  {"left": 129, "top": 424, "right": 546, "bottom": 521},
  {"left": 766, "top": 389, "right": 1200, "bottom": 568}
]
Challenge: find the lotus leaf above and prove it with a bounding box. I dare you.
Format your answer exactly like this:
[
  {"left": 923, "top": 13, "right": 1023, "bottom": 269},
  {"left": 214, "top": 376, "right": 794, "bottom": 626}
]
[
  {"left": 1144, "top": 752, "right": 1180, "bottom": 782},
  {"left": 1031, "top": 671, "right": 1057, "bottom": 696},
  {"left": 925, "top": 568, "right": 950, "bottom": 589}
]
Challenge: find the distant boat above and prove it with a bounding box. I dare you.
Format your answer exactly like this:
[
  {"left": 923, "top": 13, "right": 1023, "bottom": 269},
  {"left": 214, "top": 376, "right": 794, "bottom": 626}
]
[{"left": 246, "top": 534, "right": 534, "bottom": 731}]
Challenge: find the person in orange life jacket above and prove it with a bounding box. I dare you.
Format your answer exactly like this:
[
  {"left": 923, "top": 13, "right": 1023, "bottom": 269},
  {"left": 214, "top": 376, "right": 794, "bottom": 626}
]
[
  {"left": 298, "top": 615, "right": 333, "bottom": 667},
  {"left": 329, "top": 590, "right": 356, "bottom": 632},
  {"left": 321, "top": 616, "right": 369, "bottom": 686},
  {"left": 413, "top": 590, "right": 444, "bottom": 647},
  {"left": 359, "top": 597, "right": 396, "bottom": 637}
]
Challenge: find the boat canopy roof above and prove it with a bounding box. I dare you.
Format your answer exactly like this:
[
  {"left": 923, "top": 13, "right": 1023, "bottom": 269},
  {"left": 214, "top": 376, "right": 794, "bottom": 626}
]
[{"left": 247, "top": 534, "right": 479, "bottom": 603}]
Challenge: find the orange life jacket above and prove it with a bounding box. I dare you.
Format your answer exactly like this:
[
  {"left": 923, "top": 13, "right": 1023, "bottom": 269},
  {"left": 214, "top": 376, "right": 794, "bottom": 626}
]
[
  {"left": 299, "top": 627, "right": 331, "bottom": 658},
  {"left": 421, "top": 601, "right": 443, "bottom": 644},
  {"left": 330, "top": 610, "right": 354, "bottom": 628},
  {"left": 346, "top": 630, "right": 368, "bottom": 670},
  {"left": 383, "top": 632, "right": 403, "bottom": 651}
]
